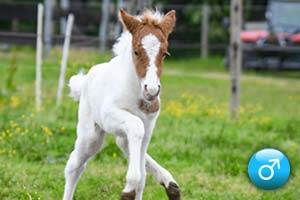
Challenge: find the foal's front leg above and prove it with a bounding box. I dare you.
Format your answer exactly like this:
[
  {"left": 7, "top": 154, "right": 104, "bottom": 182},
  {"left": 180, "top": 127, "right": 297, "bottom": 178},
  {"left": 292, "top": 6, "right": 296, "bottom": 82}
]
[
  {"left": 142, "top": 118, "right": 181, "bottom": 200},
  {"left": 116, "top": 116, "right": 181, "bottom": 200},
  {"left": 103, "top": 109, "right": 144, "bottom": 200},
  {"left": 146, "top": 154, "right": 181, "bottom": 200},
  {"left": 134, "top": 118, "right": 156, "bottom": 200},
  {"left": 122, "top": 118, "right": 144, "bottom": 198}
]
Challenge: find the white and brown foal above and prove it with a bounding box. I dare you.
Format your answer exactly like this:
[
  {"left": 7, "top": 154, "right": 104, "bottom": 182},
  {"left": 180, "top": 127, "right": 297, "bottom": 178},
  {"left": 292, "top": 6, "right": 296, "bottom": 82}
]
[{"left": 63, "top": 9, "right": 180, "bottom": 200}]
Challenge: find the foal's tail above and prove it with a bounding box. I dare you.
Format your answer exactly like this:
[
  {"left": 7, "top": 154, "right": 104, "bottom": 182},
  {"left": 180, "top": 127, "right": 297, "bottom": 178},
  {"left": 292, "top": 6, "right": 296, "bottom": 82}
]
[{"left": 68, "top": 70, "right": 86, "bottom": 101}]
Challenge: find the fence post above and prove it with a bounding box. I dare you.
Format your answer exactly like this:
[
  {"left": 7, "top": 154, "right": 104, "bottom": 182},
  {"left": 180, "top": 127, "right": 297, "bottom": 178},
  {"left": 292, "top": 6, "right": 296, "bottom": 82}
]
[
  {"left": 36, "top": 3, "right": 44, "bottom": 112},
  {"left": 99, "top": 0, "right": 110, "bottom": 52},
  {"left": 60, "top": 0, "right": 70, "bottom": 34},
  {"left": 137, "top": 0, "right": 152, "bottom": 11},
  {"left": 230, "top": 0, "right": 242, "bottom": 119},
  {"left": 123, "top": 0, "right": 133, "bottom": 13},
  {"left": 201, "top": 4, "right": 209, "bottom": 58},
  {"left": 56, "top": 14, "right": 74, "bottom": 106},
  {"left": 44, "top": 0, "right": 53, "bottom": 58},
  {"left": 114, "top": 0, "right": 124, "bottom": 39},
  {"left": 12, "top": 18, "right": 19, "bottom": 32},
  {"left": 156, "top": 2, "right": 163, "bottom": 11},
  {"left": 137, "top": 0, "right": 143, "bottom": 12}
]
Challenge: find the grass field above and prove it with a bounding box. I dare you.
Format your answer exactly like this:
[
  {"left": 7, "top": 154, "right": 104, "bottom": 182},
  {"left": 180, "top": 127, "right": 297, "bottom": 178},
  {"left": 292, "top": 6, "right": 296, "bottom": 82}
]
[{"left": 0, "top": 47, "right": 300, "bottom": 199}]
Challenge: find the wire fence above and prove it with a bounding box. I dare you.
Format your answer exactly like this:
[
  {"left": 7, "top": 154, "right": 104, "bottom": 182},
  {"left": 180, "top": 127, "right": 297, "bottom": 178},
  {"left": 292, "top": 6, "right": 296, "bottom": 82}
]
[{"left": 0, "top": 2, "right": 269, "bottom": 56}]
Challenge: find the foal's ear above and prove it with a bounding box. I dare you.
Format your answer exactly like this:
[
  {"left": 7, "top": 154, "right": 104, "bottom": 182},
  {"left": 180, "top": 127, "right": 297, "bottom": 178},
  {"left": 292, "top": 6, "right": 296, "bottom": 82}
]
[
  {"left": 159, "top": 10, "right": 176, "bottom": 38},
  {"left": 119, "top": 8, "right": 140, "bottom": 34}
]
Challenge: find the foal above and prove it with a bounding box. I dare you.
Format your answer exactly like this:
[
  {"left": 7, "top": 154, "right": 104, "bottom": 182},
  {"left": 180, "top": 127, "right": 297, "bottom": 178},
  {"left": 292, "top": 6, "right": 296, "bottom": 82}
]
[{"left": 63, "top": 9, "right": 180, "bottom": 200}]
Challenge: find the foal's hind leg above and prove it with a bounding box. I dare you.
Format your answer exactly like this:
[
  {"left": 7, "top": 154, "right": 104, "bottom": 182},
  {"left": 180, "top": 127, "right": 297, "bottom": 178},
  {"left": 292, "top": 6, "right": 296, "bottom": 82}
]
[{"left": 63, "top": 108, "right": 105, "bottom": 200}]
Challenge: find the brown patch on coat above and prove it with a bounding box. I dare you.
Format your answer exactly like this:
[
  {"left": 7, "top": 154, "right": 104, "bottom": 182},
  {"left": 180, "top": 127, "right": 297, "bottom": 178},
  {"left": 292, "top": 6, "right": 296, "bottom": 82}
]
[
  {"left": 139, "top": 98, "right": 160, "bottom": 114},
  {"left": 121, "top": 190, "right": 136, "bottom": 200},
  {"left": 131, "top": 26, "right": 167, "bottom": 78},
  {"left": 119, "top": 9, "right": 176, "bottom": 79}
]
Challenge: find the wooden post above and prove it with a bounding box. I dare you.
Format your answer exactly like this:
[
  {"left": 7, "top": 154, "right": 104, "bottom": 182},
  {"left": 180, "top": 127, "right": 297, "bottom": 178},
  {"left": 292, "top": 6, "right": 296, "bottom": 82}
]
[
  {"left": 156, "top": 2, "right": 162, "bottom": 11},
  {"left": 56, "top": 14, "right": 74, "bottom": 106},
  {"left": 44, "top": 0, "right": 53, "bottom": 58},
  {"left": 12, "top": 18, "right": 19, "bottom": 32},
  {"left": 137, "top": 0, "right": 143, "bottom": 12},
  {"left": 60, "top": 0, "right": 70, "bottom": 34},
  {"left": 139, "top": 0, "right": 152, "bottom": 9},
  {"left": 114, "top": 0, "right": 123, "bottom": 39},
  {"left": 36, "top": 3, "right": 44, "bottom": 112},
  {"left": 230, "top": 0, "right": 242, "bottom": 119},
  {"left": 99, "top": 0, "right": 110, "bottom": 52},
  {"left": 201, "top": 4, "right": 209, "bottom": 58},
  {"left": 123, "top": 0, "right": 133, "bottom": 13}
]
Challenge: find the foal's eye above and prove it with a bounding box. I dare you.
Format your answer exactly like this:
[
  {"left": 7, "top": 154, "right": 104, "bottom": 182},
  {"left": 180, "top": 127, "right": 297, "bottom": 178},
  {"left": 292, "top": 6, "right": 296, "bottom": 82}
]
[{"left": 134, "top": 51, "right": 139, "bottom": 56}]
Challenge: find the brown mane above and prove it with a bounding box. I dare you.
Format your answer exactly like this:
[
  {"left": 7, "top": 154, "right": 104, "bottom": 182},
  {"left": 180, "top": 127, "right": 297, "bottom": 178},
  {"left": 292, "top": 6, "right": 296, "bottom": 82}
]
[{"left": 139, "top": 10, "right": 162, "bottom": 27}]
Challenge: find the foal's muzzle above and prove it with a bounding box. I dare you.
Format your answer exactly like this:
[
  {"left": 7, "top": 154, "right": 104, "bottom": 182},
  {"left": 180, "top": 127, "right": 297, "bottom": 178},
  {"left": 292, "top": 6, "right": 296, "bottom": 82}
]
[{"left": 143, "top": 84, "right": 160, "bottom": 101}]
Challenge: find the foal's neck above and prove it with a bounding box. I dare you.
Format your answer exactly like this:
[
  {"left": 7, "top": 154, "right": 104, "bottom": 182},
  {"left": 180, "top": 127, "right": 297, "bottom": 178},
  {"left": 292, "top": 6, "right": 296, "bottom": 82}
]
[
  {"left": 117, "top": 43, "right": 140, "bottom": 95},
  {"left": 112, "top": 32, "right": 142, "bottom": 97}
]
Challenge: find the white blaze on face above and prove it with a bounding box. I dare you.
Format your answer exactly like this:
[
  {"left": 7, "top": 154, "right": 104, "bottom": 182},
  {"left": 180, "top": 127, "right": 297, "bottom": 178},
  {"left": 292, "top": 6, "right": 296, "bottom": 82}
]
[{"left": 141, "top": 34, "right": 161, "bottom": 96}]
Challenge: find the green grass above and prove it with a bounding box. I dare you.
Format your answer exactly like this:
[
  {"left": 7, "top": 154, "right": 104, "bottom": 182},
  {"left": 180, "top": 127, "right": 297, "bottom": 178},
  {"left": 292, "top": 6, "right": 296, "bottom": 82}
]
[{"left": 0, "top": 46, "right": 300, "bottom": 199}]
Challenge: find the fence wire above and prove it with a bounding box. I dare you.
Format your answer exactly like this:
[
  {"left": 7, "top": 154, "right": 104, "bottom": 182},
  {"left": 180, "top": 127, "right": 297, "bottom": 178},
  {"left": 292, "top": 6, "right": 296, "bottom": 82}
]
[{"left": 0, "top": 2, "right": 269, "bottom": 55}]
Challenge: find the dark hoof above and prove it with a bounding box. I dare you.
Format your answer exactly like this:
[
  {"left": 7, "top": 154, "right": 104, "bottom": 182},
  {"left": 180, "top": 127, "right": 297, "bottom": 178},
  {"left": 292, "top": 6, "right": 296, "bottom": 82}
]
[
  {"left": 164, "top": 182, "right": 181, "bottom": 200},
  {"left": 121, "top": 190, "right": 136, "bottom": 200}
]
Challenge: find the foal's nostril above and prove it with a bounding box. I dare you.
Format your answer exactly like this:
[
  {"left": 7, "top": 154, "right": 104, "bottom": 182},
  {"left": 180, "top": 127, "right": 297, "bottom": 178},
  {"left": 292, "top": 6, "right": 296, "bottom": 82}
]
[{"left": 144, "top": 84, "right": 148, "bottom": 92}]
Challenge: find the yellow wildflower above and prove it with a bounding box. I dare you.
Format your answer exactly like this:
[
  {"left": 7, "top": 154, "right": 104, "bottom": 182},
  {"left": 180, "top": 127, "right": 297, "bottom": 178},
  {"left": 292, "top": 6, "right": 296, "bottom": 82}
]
[
  {"left": 206, "top": 108, "right": 214, "bottom": 116},
  {"left": 186, "top": 102, "right": 199, "bottom": 115},
  {"left": 10, "top": 95, "right": 20, "bottom": 108},
  {"left": 259, "top": 116, "right": 271, "bottom": 125},
  {"left": 41, "top": 125, "right": 52, "bottom": 136},
  {"left": 165, "top": 101, "right": 185, "bottom": 118},
  {"left": 10, "top": 120, "right": 18, "bottom": 128},
  {"left": 15, "top": 127, "right": 21, "bottom": 133},
  {"left": 239, "top": 106, "right": 245, "bottom": 115}
]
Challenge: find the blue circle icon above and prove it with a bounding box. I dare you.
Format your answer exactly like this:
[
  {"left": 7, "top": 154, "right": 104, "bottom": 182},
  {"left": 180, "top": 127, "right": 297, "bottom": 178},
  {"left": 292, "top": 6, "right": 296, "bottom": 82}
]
[{"left": 248, "top": 148, "right": 290, "bottom": 190}]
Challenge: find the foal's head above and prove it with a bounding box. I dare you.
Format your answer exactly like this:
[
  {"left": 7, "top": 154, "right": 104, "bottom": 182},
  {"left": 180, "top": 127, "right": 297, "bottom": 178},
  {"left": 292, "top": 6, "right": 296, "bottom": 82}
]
[{"left": 119, "top": 9, "right": 176, "bottom": 101}]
